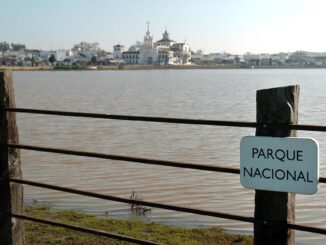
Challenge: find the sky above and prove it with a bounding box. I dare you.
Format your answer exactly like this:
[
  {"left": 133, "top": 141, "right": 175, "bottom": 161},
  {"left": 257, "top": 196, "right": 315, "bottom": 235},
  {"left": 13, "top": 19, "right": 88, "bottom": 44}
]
[{"left": 1, "top": 0, "right": 326, "bottom": 54}]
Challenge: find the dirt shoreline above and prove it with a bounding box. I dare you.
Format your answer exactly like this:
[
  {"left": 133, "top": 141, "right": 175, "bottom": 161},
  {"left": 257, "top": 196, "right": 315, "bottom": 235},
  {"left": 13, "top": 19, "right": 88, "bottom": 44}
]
[{"left": 1, "top": 65, "right": 325, "bottom": 71}]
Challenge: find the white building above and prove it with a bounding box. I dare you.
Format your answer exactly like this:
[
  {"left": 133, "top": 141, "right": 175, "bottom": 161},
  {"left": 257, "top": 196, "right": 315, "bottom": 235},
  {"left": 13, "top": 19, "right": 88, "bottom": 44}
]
[
  {"left": 113, "top": 44, "right": 124, "bottom": 60},
  {"left": 155, "top": 30, "right": 176, "bottom": 47},
  {"left": 114, "top": 24, "right": 191, "bottom": 65},
  {"left": 55, "top": 49, "right": 69, "bottom": 61},
  {"left": 139, "top": 26, "right": 158, "bottom": 64}
]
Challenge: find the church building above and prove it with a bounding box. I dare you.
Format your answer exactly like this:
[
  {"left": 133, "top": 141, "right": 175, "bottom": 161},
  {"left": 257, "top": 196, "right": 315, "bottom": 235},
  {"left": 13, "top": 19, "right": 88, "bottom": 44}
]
[{"left": 113, "top": 23, "right": 191, "bottom": 65}]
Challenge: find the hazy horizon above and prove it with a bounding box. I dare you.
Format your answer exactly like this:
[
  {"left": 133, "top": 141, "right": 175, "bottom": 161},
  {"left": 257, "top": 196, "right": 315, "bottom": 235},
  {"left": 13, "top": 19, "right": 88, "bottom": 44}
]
[{"left": 2, "top": 0, "right": 326, "bottom": 54}]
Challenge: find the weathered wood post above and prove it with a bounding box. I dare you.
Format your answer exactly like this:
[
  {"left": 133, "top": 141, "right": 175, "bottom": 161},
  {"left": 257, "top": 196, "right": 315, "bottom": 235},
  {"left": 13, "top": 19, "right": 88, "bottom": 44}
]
[
  {"left": 254, "top": 85, "right": 299, "bottom": 245},
  {"left": 0, "top": 70, "right": 24, "bottom": 244}
]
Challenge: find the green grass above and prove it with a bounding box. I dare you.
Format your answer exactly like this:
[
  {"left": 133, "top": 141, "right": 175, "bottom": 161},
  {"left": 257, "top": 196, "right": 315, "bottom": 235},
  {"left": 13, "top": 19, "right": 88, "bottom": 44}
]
[{"left": 24, "top": 205, "right": 252, "bottom": 245}]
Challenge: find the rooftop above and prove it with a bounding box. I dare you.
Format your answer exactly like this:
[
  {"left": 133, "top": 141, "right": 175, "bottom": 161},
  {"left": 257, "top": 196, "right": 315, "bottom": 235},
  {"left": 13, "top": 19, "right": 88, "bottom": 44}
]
[
  {"left": 156, "top": 38, "right": 175, "bottom": 43},
  {"left": 122, "top": 51, "right": 140, "bottom": 54}
]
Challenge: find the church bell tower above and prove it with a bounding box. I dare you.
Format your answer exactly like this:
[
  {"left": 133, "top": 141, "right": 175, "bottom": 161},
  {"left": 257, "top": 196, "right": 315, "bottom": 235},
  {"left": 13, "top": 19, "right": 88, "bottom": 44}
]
[{"left": 143, "top": 22, "right": 153, "bottom": 49}]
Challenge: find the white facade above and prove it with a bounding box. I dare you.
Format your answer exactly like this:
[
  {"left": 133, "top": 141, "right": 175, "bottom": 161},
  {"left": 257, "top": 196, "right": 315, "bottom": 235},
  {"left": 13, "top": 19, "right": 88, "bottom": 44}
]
[
  {"left": 55, "top": 49, "right": 69, "bottom": 61},
  {"left": 114, "top": 25, "right": 191, "bottom": 65},
  {"left": 138, "top": 27, "right": 158, "bottom": 64},
  {"left": 122, "top": 51, "right": 139, "bottom": 64},
  {"left": 155, "top": 30, "right": 175, "bottom": 47},
  {"left": 113, "top": 44, "right": 124, "bottom": 60},
  {"left": 243, "top": 53, "right": 260, "bottom": 62}
]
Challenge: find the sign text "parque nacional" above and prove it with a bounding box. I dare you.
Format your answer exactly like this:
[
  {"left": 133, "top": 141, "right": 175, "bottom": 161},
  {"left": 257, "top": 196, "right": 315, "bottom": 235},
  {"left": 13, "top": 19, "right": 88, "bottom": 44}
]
[{"left": 240, "top": 136, "right": 319, "bottom": 194}]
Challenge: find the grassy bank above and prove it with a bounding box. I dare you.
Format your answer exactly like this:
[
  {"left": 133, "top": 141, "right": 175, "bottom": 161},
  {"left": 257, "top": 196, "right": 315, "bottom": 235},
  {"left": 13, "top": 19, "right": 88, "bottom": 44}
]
[
  {"left": 0, "top": 66, "right": 53, "bottom": 71},
  {"left": 25, "top": 205, "right": 252, "bottom": 245}
]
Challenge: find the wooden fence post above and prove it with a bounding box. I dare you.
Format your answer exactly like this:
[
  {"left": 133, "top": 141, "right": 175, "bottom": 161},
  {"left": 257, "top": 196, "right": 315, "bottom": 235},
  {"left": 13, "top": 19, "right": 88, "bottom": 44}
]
[
  {"left": 0, "top": 70, "right": 24, "bottom": 244},
  {"left": 254, "top": 85, "right": 299, "bottom": 245}
]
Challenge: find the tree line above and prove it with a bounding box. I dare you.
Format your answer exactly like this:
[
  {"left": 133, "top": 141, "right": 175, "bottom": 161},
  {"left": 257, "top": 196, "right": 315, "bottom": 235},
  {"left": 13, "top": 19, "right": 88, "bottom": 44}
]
[{"left": 0, "top": 42, "right": 26, "bottom": 52}]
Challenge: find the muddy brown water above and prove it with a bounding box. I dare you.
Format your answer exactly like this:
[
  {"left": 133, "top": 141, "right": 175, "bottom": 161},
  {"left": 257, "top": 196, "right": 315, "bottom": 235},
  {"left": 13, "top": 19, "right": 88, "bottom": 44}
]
[{"left": 14, "top": 69, "right": 326, "bottom": 244}]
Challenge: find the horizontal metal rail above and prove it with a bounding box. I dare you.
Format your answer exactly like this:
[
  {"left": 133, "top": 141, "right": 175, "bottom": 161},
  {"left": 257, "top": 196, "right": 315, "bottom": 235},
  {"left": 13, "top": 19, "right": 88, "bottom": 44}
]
[
  {"left": 4, "top": 107, "right": 258, "bottom": 127},
  {"left": 11, "top": 178, "right": 326, "bottom": 235},
  {"left": 4, "top": 107, "right": 326, "bottom": 132},
  {"left": 6, "top": 143, "right": 240, "bottom": 174},
  {"left": 10, "top": 213, "right": 161, "bottom": 245},
  {"left": 287, "top": 223, "right": 326, "bottom": 235},
  {"left": 7, "top": 143, "right": 326, "bottom": 183}
]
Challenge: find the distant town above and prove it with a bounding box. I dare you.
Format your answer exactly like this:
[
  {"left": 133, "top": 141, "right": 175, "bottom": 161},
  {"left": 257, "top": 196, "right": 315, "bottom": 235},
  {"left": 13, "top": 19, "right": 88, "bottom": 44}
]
[{"left": 1, "top": 25, "right": 326, "bottom": 69}]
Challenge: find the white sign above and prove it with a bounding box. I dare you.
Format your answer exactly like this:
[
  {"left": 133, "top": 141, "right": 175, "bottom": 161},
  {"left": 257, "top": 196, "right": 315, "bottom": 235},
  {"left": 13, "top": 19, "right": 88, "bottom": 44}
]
[{"left": 240, "top": 136, "right": 319, "bottom": 194}]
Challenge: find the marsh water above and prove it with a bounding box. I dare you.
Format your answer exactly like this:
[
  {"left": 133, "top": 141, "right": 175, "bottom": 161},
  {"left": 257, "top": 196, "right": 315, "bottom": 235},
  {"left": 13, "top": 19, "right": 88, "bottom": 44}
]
[{"left": 13, "top": 69, "right": 326, "bottom": 244}]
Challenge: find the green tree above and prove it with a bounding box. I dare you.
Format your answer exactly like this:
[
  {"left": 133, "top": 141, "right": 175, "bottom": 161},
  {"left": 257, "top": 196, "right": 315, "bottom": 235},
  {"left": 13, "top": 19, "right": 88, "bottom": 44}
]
[
  {"left": 11, "top": 43, "right": 26, "bottom": 51},
  {"left": 97, "top": 49, "right": 106, "bottom": 57},
  {"left": 31, "top": 56, "right": 36, "bottom": 67},
  {"left": 0, "top": 42, "right": 10, "bottom": 53},
  {"left": 48, "top": 54, "right": 56, "bottom": 65},
  {"left": 91, "top": 56, "right": 97, "bottom": 65}
]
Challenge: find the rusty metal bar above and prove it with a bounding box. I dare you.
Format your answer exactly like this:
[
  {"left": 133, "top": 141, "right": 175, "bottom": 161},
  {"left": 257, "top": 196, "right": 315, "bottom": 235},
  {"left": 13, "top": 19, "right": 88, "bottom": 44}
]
[
  {"left": 290, "top": 124, "right": 326, "bottom": 132},
  {"left": 10, "top": 178, "right": 254, "bottom": 223},
  {"left": 4, "top": 107, "right": 326, "bottom": 132},
  {"left": 7, "top": 143, "right": 240, "bottom": 174},
  {"left": 320, "top": 177, "right": 326, "bottom": 184},
  {"left": 7, "top": 144, "right": 326, "bottom": 183},
  {"left": 286, "top": 223, "right": 326, "bottom": 235},
  {"left": 4, "top": 107, "right": 257, "bottom": 127},
  {"left": 10, "top": 213, "right": 161, "bottom": 245}
]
